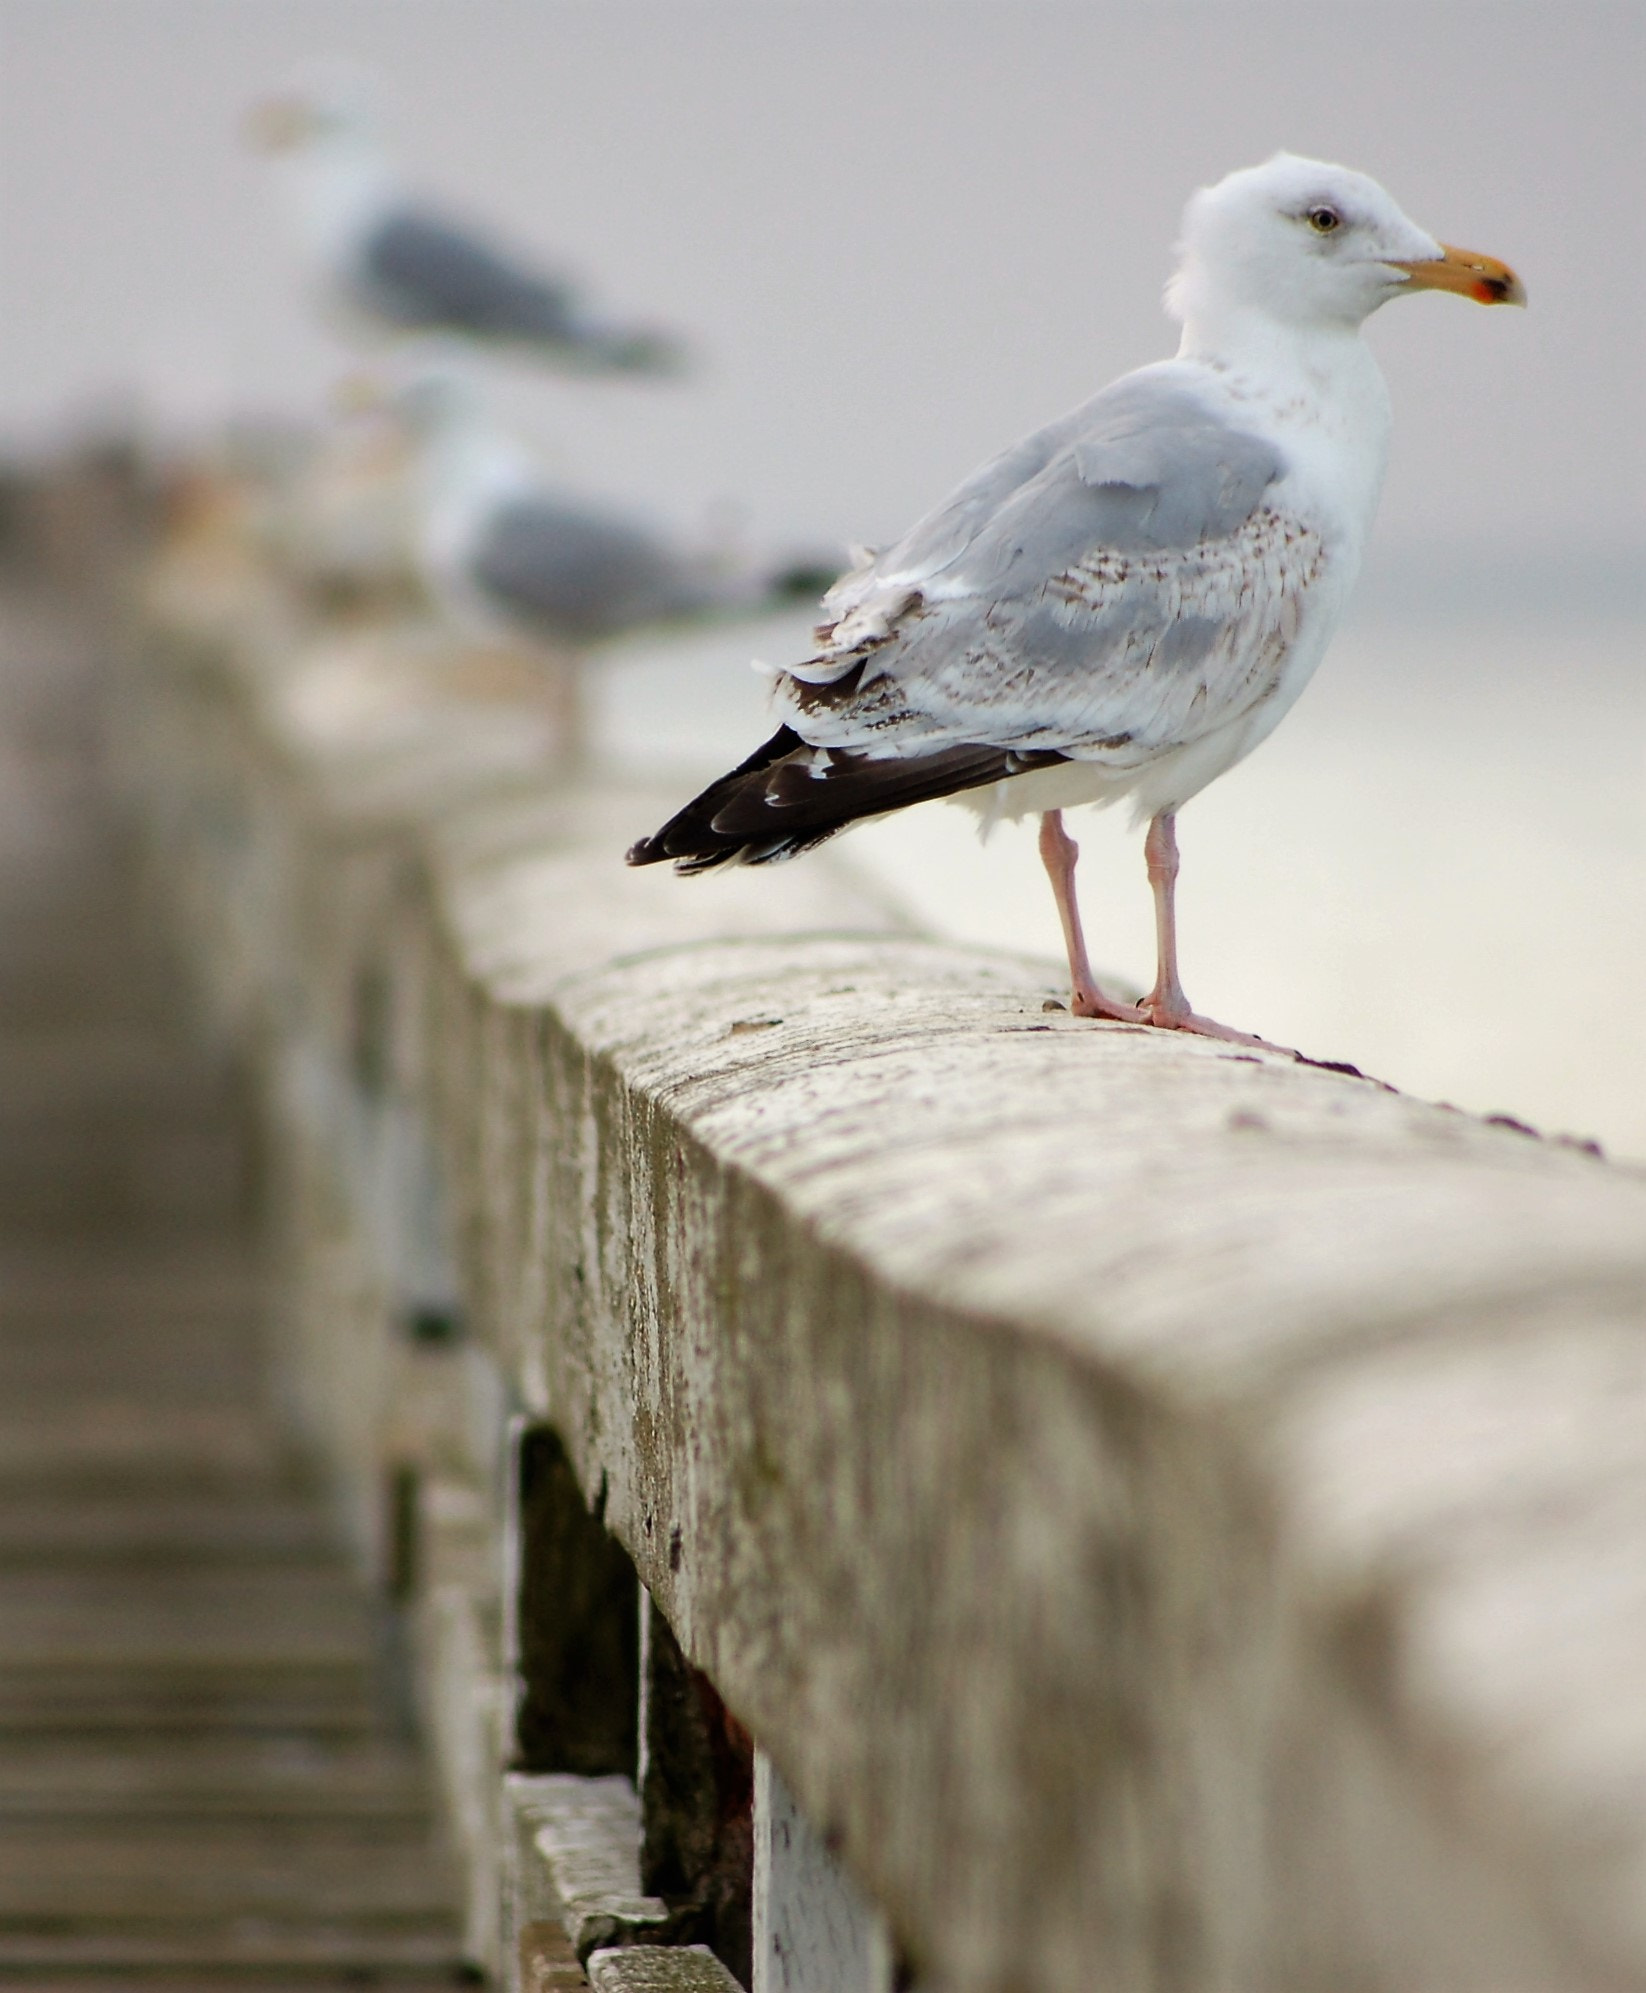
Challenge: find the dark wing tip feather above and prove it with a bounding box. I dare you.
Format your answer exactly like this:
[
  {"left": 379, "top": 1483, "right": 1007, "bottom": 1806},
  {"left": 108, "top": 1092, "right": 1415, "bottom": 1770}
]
[
  {"left": 589, "top": 328, "right": 693, "bottom": 374},
  {"left": 571, "top": 326, "right": 692, "bottom": 376},
  {"left": 626, "top": 725, "right": 1068, "bottom": 876},
  {"left": 626, "top": 727, "right": 810, "bottom": 872}
]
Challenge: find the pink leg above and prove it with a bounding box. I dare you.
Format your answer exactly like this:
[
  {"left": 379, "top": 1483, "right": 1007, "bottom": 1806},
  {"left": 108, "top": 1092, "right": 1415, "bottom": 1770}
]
[
  {"left": 1139, "top": 812, "right": 1267, "bottom": 1045},
  {"left": 1038, "top": 812, "right": 1142, "bottom": 1023},
  {"left": 543, "top": 648, "right": 587, "bottom": 766}
]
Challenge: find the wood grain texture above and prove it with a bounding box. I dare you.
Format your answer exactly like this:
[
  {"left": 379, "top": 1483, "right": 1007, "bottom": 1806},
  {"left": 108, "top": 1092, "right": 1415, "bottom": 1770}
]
[
  {"left": 127, "top": 500, "right": 1646, "bottom": 1993},
  {"left": 0, "top": 590, "right": 472, "bottom": 1987}
]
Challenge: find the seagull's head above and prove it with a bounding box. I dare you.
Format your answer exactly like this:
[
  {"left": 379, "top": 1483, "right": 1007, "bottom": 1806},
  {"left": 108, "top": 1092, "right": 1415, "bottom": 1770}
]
[
  {"left": 1169, "top": 153, "right": 1525, "bottom": 334},
  {"left": 244, "top": 89, "right": 372, "bottom": 158}
]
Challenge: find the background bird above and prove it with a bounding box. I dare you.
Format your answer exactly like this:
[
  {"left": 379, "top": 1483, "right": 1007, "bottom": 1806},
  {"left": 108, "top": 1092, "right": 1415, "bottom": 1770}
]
[
  {"left": 395, "top": 370, "right": 839, "bottom": 749},
  {"left": 247, "top": 88, "right": 687, "bottom": 375},
  {"left": 628, "top": 153, "right": 1523, "bottom": 1043}
]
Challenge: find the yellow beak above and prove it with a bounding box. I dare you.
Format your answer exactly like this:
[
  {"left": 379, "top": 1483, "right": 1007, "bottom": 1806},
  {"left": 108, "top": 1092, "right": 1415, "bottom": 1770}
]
[
  {"left": 243, "top": 97, "right": 311, "bottom": 153},
  {"left": 1392, "top": 242, "right": 1527, "bottom": 307}
]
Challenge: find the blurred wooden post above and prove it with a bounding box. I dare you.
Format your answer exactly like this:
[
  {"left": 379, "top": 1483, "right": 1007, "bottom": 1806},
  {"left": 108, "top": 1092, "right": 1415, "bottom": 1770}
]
[{"left": 754, "top": 1752, "right": 893, "bottom": 1993}]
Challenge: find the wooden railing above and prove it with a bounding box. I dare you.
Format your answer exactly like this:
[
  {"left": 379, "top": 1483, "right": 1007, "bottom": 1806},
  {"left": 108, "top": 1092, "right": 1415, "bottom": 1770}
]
[{"left": 117, "top": 479, "right": 1646, "bottom": 1993}]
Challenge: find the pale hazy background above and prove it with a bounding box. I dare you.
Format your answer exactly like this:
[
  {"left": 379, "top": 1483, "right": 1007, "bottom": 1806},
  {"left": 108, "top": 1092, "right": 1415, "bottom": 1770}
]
[
  {"left": 2, "top": 2, "right": 1640, "bottom": 573},
  {"left": 2, "top": 2, "right": 1643, "bottom": 1152}
]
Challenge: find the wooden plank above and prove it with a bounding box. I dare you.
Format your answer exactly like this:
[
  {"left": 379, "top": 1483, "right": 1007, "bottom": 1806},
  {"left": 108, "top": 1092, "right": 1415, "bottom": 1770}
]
[
  {"left": 0, "top": 1490, "right": 332, "bottom": 1562},
  {"left": 0, "top": 587, "right": 466, "bottom": 1985},
  {"left": 0, "top": 1977, "right": 478, "bottom": 1992},
  {"left": 753, "top": 1751, "right": 891, "bottom": 1993},
  {"left": 0, "top": 1405, "right": 287, "bottom": 1489},
  {"left": 0, "top": 1818, "right": 458, "bottom": 1917},
  {"left": 0, "top": 1665, "right": 382, "bottom": 1733},
  {"left": 0, "top": 1733, "right": 430, "bottom": 1818},
  {"left": 585, "top": 1947, "right": 742, "bottom": 1992},
  {"left": 519, "top": 1916, "right": 590, "bottom": 1991},
  {"left": 0, "top": 1330, "right": 263, "bottom": 1391},
  {"left": 0, "top": 1243, "right": 261, "bottom": 1312},
  {"left": 523, "top": 1770, "right": 671, "bottom": 1959},
  {"left": 0, "top": 1927, "right": 464, "bottom": 1973},
  {"left": 0, "top": 1568, "right": 374, "bottom": 1665}
]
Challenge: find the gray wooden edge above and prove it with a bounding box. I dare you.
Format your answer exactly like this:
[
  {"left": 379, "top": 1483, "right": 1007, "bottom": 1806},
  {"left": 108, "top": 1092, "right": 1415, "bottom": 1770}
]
[
  {"left": 509, "top": 1771, "right": 669, "bottom": 1960},
  {"left": 586, "top": 1945, "right": 744, "bottom": 1992},
  {"left": 133, "top": 606, "right": 1646, "bottom": 1993}
]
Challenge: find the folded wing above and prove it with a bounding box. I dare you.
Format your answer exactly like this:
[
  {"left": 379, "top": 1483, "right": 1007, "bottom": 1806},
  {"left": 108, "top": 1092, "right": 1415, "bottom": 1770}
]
[
  {"left": 355, "top": 209, "right": 683, "bottom": 372},
  {"left": 470, "top": 495, "right": 712, "bottom": 643},
  {"left": 631, "top": 369, "right": 1328, "bottom": 870}
]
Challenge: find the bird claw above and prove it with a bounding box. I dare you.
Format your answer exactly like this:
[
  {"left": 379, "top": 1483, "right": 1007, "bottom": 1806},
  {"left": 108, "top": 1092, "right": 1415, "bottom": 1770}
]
[
  {"left": 1139, "top": 1000, "right": 1269, "bottom": 1048},
  {"left": 1063, "top": 981, "right": 1271, "bottom": 1046},
  {"left": 1070, "top": 986, "right": 1147, "bottom": 1025}
]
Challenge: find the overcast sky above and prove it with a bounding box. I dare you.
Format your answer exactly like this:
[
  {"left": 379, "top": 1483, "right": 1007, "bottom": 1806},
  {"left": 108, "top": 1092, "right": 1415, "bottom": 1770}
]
[{"left": 0, "top": 2, "right": 1640, "bottom": 588}]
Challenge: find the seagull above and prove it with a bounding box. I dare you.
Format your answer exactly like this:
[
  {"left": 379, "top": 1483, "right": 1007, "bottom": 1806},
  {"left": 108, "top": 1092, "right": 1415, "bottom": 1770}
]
[
  {"left": 394, "top": 372, "right": 838, "bottom": 746},
  {"left": 627, "top": 153, "right": 1523, "bottom": 1041},
  {"left": 397, "top": 372, "right": 836, "bottom": 644},
  {"left": 247, "top": 91, "right": 687, "bottom": 375}
]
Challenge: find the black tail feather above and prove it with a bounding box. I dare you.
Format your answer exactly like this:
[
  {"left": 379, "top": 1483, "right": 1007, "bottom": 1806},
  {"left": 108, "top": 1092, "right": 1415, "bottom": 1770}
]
[{"left": 626, "top": 727, "right": 1067, "bottom": 874}]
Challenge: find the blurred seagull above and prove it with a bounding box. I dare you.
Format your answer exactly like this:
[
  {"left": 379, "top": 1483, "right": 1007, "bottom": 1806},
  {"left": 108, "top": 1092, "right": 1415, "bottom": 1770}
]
[
  {"left": 628, "top": 154, "right": 1524, "bottom": 1041},
  {"left": 248, "top": 90, "right": 686, "bottom": 375},
  {"left": 395, "top": 372, "right": 838, "bottom": 741}
]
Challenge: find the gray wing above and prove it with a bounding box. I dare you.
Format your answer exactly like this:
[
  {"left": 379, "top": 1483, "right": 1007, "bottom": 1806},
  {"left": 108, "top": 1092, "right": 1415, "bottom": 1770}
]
[
  {"left": 862, "top": 405, "right": 1092, "bottom": 590},
  {"left": 810, "top": 404, "right": 1089, "bottom": 647},
  {"left": 353, "top": 209, "right": 683, "bottom": 372},
  {"left": 786, "top": 369, "right": 1320, "bottom": 764},
  {"left": 470, "top": 495, "right": 713, "bottom": 643}
]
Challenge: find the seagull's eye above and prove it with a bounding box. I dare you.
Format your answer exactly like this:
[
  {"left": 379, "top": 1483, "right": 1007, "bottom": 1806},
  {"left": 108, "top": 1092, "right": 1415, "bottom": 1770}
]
[{"left": 1307, "top": 205, "right": 1343, "bottom": 235}]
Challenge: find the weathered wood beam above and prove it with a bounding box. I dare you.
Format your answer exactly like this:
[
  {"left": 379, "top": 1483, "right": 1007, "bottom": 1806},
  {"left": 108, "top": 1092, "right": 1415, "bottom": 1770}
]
[{"left": 128, "top": 591, "right": 1646, "bottom": 1993}]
